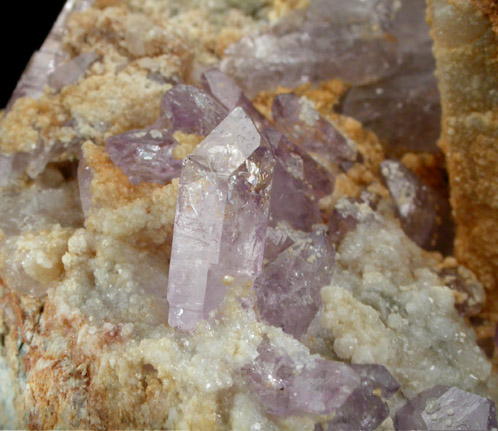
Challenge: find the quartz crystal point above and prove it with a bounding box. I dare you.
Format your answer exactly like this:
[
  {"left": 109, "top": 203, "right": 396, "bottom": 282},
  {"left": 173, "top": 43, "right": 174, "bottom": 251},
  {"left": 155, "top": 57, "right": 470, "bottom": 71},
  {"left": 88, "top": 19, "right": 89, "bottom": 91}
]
[
  {"left": 439, "top": 267, "right": 485, "bottom": 317},
  {"left": 272, "top": 93, "right": 357, "bottom": 167},
  {"left": 77, "top": 156, "right": 93, "bottom": 216},
  {"left": 167, "top": 108, "right": 274, "bottom": 331},
  {"left": 48, "top": 51, "right": 100, "bottom": 92},
  {"left": 242, "top": 337, "right": 361, "bottom": 416},
  {"left": 106, "top": 127, "right": 182, "bottom": 185},
  {"left": 394, "top": 386, "right": 498, "bottom": 430},
  {"left": 380, "top": 160, "right": 453, "bottom": 253},
  {"left": 158, "top": 84, "right": 228, "bottom": 136},
  {"left": 6, "top": 0, "right": 94, "bottom": 110},
  {"left": 254, "top": 225, "right": 335, "bottom": 339}
]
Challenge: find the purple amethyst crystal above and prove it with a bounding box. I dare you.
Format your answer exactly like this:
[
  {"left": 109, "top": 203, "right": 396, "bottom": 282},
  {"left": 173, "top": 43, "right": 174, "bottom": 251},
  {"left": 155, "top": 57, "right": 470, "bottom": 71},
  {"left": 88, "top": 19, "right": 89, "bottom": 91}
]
[
  {"left": 254, "top": 225, "right": 335, "bottom": 339},
  {"left": 394, "top": 386, "right": 498, "bottom": 430},
  {"left": 77, "top": 156, "right": 93, "bottom": 216},
  {"left": 321, "top": 364, "right": 400, "bottom": 431},
  {"left": 380, "top": 160, "right": 453, "bottom": 254},
  {"left": 106, "top": 127, "right": 182, "bottom": 185},
  {"left": 158, "top": 84, "right": 228, "bottom": 136},
  {"left": 439, "top": 267, "right": 485, "bottom": 317},
  {"left": 48, "top": 51, "right": 100, "bottom": 91},
  {"left": 272, "top": 93, "right": 357, "bottom": 167},
  {"left": 243, "top": 337, "right": 360, "bottom": 416},
  {"left": 200, "top": 68, "right": 271, "bottom": 131},
  {"left": 167, "top": 108, "right": 274, "bottom": 331}
]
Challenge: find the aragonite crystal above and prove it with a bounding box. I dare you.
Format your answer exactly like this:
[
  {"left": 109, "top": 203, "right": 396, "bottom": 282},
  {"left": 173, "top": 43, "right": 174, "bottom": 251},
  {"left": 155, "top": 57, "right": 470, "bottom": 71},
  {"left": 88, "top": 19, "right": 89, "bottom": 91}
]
[
  {"left": 167, "top": 107, "right": 275, "bottom": 331},
  {"left": 394, "top": 386, "right": 498, "bottom": 430}
]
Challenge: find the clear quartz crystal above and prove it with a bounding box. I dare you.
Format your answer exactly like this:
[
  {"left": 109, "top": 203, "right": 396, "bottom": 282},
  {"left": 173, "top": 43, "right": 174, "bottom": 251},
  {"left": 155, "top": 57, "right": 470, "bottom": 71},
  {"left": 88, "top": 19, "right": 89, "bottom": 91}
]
[{"left": 167, "top": 108, "right": 274, "bottom": 331}]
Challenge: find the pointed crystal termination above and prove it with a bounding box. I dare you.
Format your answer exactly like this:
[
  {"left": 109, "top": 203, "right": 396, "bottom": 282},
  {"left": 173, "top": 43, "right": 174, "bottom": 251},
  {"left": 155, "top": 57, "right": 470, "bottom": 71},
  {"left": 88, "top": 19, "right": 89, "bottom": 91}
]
[
  {"left": 6, "top": 0, "right": 94, "bottom": 111},
  {"left": 158, "top": 84, "right": 228, "bottom": 136},
  {"left": 394, "top": 386, "right": 498, "bottom": 430},
  {"left": 106, "top": 127, "right": 182, "bottom": 185},
  {"left": 321, "top": 364, "right": 400, "bottom": 431},
  {"left": 77, "top": 155, "right": 93, "bottom": 216},
  {"left": 272, "top": 93, "right": 357, "bottom": 168},
  {"left": 243, "top": 337, "right": 361, "bottom": 416},
  {"left": 167, "top": 108, "right": 275, "bottom": 331},
  {"left": 380, "top": 159, "right": 454, "bottom": 254},
  {"left": 254, "top": 225, "right": 335, "bottom": 339},
  {"left": 48, "top": 51, "right": 100, "bottom": 92}
]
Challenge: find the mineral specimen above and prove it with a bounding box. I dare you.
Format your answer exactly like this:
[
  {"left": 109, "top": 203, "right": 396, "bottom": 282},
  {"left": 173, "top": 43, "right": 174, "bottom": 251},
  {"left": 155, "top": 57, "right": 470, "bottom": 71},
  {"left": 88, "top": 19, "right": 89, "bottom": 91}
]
[
  {"left": 47, "top": 51, "right": 100, "bottom": 92},
  {"left": 242, "top": 337, "right": 361, "bottom": 416},
  {"left": 254, "top": 225, "right": 334, "bottom": 339},
  {"left": 167, "top": 107, "right": 274, "bottom": 331},
  {"left": 380, "top": 159, "right": 453, "bottom": 253},
  {"left": 394, "top": 385, "right": 498, "bottom": 430},
  {"left": 77, "top": 155, "right": 93, "bottom": 215},
  {"left": 272, "top": 93, "right": 357, "bottom": 167}
]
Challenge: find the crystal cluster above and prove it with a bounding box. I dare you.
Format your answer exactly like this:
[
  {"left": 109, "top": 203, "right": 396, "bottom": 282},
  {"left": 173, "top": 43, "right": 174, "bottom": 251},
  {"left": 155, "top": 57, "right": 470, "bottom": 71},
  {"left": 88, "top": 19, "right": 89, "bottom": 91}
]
[
  {"left": 394, "top": 386, "right": 498, "bottom": 430},
  {"left": 221, "top": 0, "right": 440, "bottom": 152}
]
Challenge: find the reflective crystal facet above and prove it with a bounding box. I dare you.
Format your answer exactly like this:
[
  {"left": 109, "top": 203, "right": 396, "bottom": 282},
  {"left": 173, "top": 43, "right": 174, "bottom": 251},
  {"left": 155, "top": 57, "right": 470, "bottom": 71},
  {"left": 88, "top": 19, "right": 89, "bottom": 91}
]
[
  {"left": 380, "top": 160, "right": 453, "bottom": 253},
  {"left": 167, "top": 108, "right": 274, "bottom": 331},
  {"left": 106, "top": 127, "right": 181, "bottom": 185},
  {"left": 394, "top": 386, "right": 498, "bottom": 430},
  {"left": 254, "top": 225, "right": 335, "bottom": 339},
  {"left": 243, "top": 337, "right": 360, "bottom": 416},
  {"left": 48, "top": 51, "right": 100, "bottom": 91}
]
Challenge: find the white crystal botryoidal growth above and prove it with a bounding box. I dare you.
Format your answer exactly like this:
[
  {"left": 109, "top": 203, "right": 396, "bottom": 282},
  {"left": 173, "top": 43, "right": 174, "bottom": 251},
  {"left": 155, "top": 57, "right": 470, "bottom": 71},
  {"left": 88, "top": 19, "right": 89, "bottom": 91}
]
[{"left": 167, "top": 108, "right": 275, "bottom": 331}]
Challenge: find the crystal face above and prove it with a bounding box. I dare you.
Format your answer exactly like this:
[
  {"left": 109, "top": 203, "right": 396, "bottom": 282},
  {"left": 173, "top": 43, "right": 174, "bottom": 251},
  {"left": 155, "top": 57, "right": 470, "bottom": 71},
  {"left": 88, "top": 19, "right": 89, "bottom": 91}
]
[
  {"left": 394, "top": 386, "right": 498, "bottom": 430},
  {"left": 167, "top": 108, "right": 274, "bottom": 331}
]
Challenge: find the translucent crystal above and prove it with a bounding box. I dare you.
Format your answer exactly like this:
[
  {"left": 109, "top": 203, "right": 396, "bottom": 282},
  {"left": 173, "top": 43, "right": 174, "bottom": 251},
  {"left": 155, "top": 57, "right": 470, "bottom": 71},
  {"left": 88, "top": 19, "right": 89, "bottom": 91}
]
[
  {"left": 394, "top": 386, "right": 498, "bottom": 430},
  {"left": 272, "top": 93, "right": 357, "bottom": 167},
  {"left": 243, "top": 337, "right": 360, "bottom": 416},
  {"left": 106, "top": 127, "right": 181, "bottom": 185},
  {"left": 48, "top": 51, "right": 100, "bottom": 91},
  {"left": 380, "top": 160, "right": 453, "bottom": 253},
  {"left": 77, "top": 156, "right": 93, "bottom": 216},
  {"left": 254, "top": 225, "right": 335, "bottom": 339},
  {"left": 158, "top": 84, "right": 228, "bottom": 136},
  {"left": 167, "top": 108, "right": 274, "bottom": 331}
]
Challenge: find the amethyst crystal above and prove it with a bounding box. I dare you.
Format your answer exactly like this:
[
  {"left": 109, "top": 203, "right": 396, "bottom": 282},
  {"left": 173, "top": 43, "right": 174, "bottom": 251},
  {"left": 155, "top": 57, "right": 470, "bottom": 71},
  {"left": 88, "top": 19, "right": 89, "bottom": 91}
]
[
  {"left": 321, "top": 364, "right": 399, "bottom": 431},
  {"left": 77, "top": 155, "right": 93, "bottom": 216},
  {"left": 158, "top": 84, "right": 228, "bottom": 136},
  {"left": 439, "top": 267, "right": 485, "bottom": 317},
  {"left": 380, "top": 160, "right": 453, "bottom": 253},
  {"left": 6, "top": 0, "right": 94, "bottom": 111},
  {"left": 106, "top": 127, "right": 182, "bottom": 185},
  {"left": 394, "top": 386, "right": 498, "bottom": 430},
  {"left": 48, "top": 51, "right": 100, "bottom": 91},
  {"left": 254, "top": 225, "right": 335, "bottom": 339},
  {"left": 167, "top": 108, "right": 274, "bottom": 331},
  {"left": 272, "top": 93, "right": 357, "bottom": 167},
  {"left": 200, "top": 68, "right": 271, "bottom": 131},
  {"left": 243, "top": 337, "right": 360, "bottom": 416}
]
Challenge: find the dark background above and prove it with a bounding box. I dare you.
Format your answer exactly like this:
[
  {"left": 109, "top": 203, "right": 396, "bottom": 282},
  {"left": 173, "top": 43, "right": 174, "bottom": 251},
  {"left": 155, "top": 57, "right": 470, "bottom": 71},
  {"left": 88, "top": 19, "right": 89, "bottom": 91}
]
[{"left": 1, "top": 1, "right": 66, "bottom": 109}]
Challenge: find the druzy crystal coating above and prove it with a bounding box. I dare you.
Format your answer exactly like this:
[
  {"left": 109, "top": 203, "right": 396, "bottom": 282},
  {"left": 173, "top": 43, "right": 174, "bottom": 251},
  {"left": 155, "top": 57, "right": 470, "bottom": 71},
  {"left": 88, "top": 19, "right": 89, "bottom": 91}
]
[
  {"left": 167, "top": 108, "right": 274, "bottom": 331},
  {"left": 394, "top": 386, "right": 498, "bottom": 430}
]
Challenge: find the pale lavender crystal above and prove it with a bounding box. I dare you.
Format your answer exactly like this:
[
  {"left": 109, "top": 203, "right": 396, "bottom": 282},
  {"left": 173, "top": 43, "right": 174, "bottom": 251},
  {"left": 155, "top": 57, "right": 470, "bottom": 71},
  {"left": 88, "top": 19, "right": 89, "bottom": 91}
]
[
  {"left": 243, "top": 337, "right": 360, "bottom": 416},
  {"left": 77, "top": 156, "right": 93, "bottom": 216},
  {"left": 106, "top": 127, "right": 182, "bottom": 185},
  {"left": 158, "top": 85, "right": 228, "bottom": 136},
  {"left": 48, "top": 51, "right": 100, "bottom": 91},
  {"left": 167, "top": 108, "right": 274, "bottom": 331},
  {"left": 394, "top": 386, "right": 498, "bottom": 430},
  {"left": 6, "top": 0, "right": 94, "bottom": 110},
  {"left": 321, "top": 364, "right": 399, "bottom": 431},
  {"left": 200, "top": 68, "right": 271, "bottom": 131},
  {"left": 220, "top": 0, "right": 398, "bottom": 97},
  {"left": 272, "top": 93, "right": 357, "bottom": 167},
  {"left": 380, "top": 160, "right": 453, "bottom": 253},
  {"left": 254, "top": 225, "right": 335, "bottom": 339},
  {"left": 439, "top": 267, "right": 485, "bottom": 317}
]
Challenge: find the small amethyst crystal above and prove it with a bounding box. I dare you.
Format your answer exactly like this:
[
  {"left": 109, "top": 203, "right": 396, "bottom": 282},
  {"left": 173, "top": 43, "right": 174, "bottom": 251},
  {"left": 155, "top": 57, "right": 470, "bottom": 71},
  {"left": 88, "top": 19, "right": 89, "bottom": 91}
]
[
  {"left": 272, "top": 93, "right": 357, "bottom": 167},
  {"left": 48, "top": 51, "right": 100, "bottom": 91},
  {"left": 167, "top": 108, "right": 274, "bottom": 331},
  {"left": 243, "top": 337, "right": 360, "bottom": 416},
  {"left": 439, "top": 267, "right": 485, "bottom": 317},
  {"left": 254, "top": 225, "right": 335, "bottom": 339},
  {"left": 394, "top": 386, "right": 498, "bottom": 430},
  {"left": 106, "top": 127, "right": 182, "bottom": 185},
  {"left": 158, "top": 84, "right": 228, "bottom": 136},
  {"left": 77, "top": 156, "right": 93, "bottom": 215},
  {"left": 380, "top": 159, "right": 453, "bottom": 253}
]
